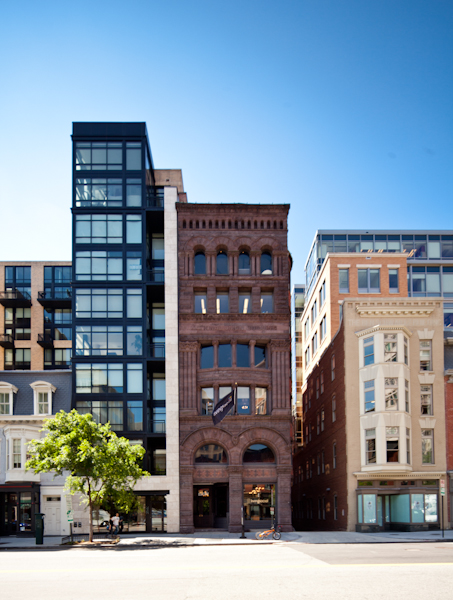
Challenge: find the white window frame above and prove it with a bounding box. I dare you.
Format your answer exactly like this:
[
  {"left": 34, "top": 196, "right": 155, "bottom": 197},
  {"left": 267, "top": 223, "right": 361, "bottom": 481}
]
[
  {"left": 30, "top": 381, "right": 56, "bottom": 416},
  {"left": 0, "top": 382, "right": 18, "bottom": 415}
]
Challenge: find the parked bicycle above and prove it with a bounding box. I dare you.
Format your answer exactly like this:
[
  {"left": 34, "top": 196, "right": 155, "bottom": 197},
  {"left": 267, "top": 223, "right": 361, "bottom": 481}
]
[{"left": 255, "top": 524, "right": 281, "bottom": 540}]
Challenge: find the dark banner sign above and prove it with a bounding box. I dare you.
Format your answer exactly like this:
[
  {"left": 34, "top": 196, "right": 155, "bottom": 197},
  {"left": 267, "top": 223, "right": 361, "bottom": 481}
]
[{"left": 212, "top": 390, "right": 235, "bottom": 425}]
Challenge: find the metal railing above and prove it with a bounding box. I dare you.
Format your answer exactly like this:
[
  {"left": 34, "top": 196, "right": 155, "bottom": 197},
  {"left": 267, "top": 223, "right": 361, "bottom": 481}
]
[
  {"left": 147, "top": 343, "right": 165, "bottom": 358},
  {"left": 0, "top": 290, "right": 31, "bottom": 301},
  {"left": 147, "top": 270, "right": 165, "bottom": 283}
]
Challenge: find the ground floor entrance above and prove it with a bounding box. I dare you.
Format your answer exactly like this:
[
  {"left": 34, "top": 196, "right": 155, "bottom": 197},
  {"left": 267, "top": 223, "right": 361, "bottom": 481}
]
[
  {"left": 122, "top": 495, "right": 167, "bottom": 533},
  {"left": 0, "top": 484, "right": 40, "bottom": 536},
  {"left": 194, "top": 484, "right": 229, "bottom": 528}
]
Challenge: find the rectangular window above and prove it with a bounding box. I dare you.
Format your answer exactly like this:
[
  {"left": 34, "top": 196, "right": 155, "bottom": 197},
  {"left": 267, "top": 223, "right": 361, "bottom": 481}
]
[
  {"left": 358, "top": 269, "right": 380, "bottom": 293},
  {"left": 420, "top": 340, "right": 432, "bottom": 371},
  {"left": 126, "top": 142, "right": 142, "bottom": 170},
  {"left": 218, "top": 344, "right": 232, "bottom": 368},
  {"left": 386, "top": 427, "right": 399, "bottom": 462},
  {"left": 404, "top": 337, "right": 409, "bottom": 365},
  {"left": 37, "top": 392, "right": 49, "bottom": 414},
  {"left": 320, "top": 371, "right": 324, "bottom": 394},
  {"left": 201, "top": 387, "right": 214, "bottom": 415},
  {"left": 319, "top": 280, "right": 326, "bottom": 306},
  {"left": 75, "top": 363, "right": 123, "bottom": 394},
  {"left": 76, "top": 142, "right": 122, "bottom": 171},
  {"left": 216, "top": 292, "right": 229, "bottom": 314},
  {"left": 385, "top": 378, "right": 398, "bottom": 410},
  {"left": 238, "top": 292, "right": 251, "bottom": 314},
  {"left": 75, "top": 178, "right": 122, "bottom": 207},
  {"left": 75, "top": 214, "right": 122, "bottom": 244},
  {"left": 365, "top": 429, "right": 376, "bottom": 464},
  {"left": 75, "top": 251, "right": 122, "bottom": 281},
  {"left": 75, "top": 289, "right": 123, "bottom": 319},
  {"left": 127, "top": 289, "right": 142, "bottom": 319},
  {"left": 76, "top": 400, "right": 123, "bottom": 431},
  {"left": 384, "top": 334, "right": 397, "bottom": 362},
  {"left": 339, "top": 269, "right": 349, "bottom": 293},
  {"left": 405, "top": 380, "right": 409, "bottom": 412},
  {"left": 389, "top": 269, "right": 399, "bottom": 293},
  {"left": 421, "top": 429, "right": 434, "bottom": 464},
  {"left": 260, "top": 292, "right": 273, "bottom": 314},
  {"left": 421, "top": 385, "right": 433, "bottom": 415},
  {"left": 364, "top": 337, "right": 374, "bottom": 366},
  {"left": 13, "top": 439, "right": 21, "bottom": 468},
  {"left": 128, "top": 364, "right": 143, "bottom": 393},
  {"left": 331, "top": 354, "right": 335, "bottom": 380},
  {"left": 255, "top": 387, "right": 267, "bottom": 415},
  {"left": 237, "top": 386, "right": 251, "bottom": 415},
  {"left": 332, "top": 395, "right": 336, "bottom": 422},
  {"left": 126, "top": 178, "right": 142, "bottom": 207},
  {"left": 0, "top": 393, "right": 11, "bottom": 415},
  {"left": 320, "top": 315, "right": 327, "bottom": 340},
  {"left": 312, "top": 333, "right": 318, "bottom": 355},
  {"left": 236, "top": 343, "right": 250, "bottom": 368},
  {"left": 126, "top": 252, "right": 142, "bottom": 281},
  {"left": 333, "top": 443, "right": 337, "bottom": 469},
  {"left": 321, "top": 409, "right": 325, "bottom": 432},
  {"left": 334, "top": 495, "right": 338, "bottom": 520},
  {"left": 364, "top": 380, "right": 375, "bottom": 413},
  {"left": 126, "top": 215, "right": 142, "bottom": 244},
  {"left": 127, "top": 326, "right": 143, "bottom": 355},
  {"left": 406, "top": 428, "right": 411, "bottom": 464},
  {"left": 311, "top": 300, "right": 317, "bottom": 326},
  {"left": 254, "top": 345, "right": 267, "bottom": 368},
  {"left": 194, "top": 292, "right": 207, "bottom": 314},
  {"left": 127, "top": 401, "right": 143, "bottom": 431},
  {"left": 76, "top": 325, "right": 123, "bottom": 356},
  {"left": 305, "top": 347, "right": 310, "bottom": 368},
  {"left": 304, "top": 319, "right": 309, "bottom": 341}
]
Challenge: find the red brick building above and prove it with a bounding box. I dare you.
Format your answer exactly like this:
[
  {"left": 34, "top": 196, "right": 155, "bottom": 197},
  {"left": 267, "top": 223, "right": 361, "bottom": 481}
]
[{"left": 176, "top": 203, "right": 292, "bottom": 533}]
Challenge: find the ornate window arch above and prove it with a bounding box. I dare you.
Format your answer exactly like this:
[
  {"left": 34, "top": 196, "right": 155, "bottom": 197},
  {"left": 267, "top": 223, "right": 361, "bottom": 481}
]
[
  {"left": 243, "top": 443, "right": 276, "bottom": 463},
  {"left": 194, "top": 443, "right": 228, "bottom": 464},
  {"left": 30, "top": 381, "right": 56, "bottom": 416}
]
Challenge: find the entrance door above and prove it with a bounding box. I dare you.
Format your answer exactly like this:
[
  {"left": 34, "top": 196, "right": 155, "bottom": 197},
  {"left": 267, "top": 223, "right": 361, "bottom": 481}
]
[
  {"left": 194, "top": 486, "right": 213, "bottom": 528},
  {"left": 42, "top": 497, "right": 61, "bottom": 535}
]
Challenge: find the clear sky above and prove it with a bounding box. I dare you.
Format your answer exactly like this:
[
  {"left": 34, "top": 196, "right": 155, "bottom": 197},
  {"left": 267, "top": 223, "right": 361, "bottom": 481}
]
[{"left": 0, "top": 0, "right": 452, "bottom": 285}]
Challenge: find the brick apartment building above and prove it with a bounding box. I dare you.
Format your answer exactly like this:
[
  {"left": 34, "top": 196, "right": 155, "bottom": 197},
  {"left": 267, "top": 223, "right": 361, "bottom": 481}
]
[{"left": 176, "top": 203, "right": 293, "bottom": 533}]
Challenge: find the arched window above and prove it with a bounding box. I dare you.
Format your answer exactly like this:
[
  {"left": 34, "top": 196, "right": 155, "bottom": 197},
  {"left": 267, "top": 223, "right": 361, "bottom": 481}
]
[
  {"left": 216, "top": 251, "right": 228, "bottom": 275},
  {"left": 194, "top": 252, "right": 206, "bottom": 275},
  {"left": 195, "top": 444, "right": 228, "bottom": 464},
  {"left": 238, "top": 251, "right": 250, "bottom": 275},
  {"left": 30, "top": 381, "right": 56, "bottom": 415},
  {"left": 260, "top": 252, "right": 273, "bottom": 275},
  {"left": 243, "top": 444, "right": 275, "bottom": 463}
]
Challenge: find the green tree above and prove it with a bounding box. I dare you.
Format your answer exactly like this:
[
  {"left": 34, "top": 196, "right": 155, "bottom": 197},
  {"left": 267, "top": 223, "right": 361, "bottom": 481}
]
[{"left": 26, "top": 410, "right": 149, "bottom": 542}]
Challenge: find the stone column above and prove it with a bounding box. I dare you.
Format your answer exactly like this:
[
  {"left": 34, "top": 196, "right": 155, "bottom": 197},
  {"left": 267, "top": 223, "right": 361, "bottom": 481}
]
[
  {"left": 276, "top": 466, "right": 293, "bottom": 531},
  {"left": 249, "top": 340, "right": 256, "bottom": 369},
  {"left": 228, "top": 467, "right": 243, "bottom": 533},
  {"left": 180, "top": 467, "right": 195, "bottom": 533},
  {"left": 179, "top": 341, "right": 199, "bottom": 414}
]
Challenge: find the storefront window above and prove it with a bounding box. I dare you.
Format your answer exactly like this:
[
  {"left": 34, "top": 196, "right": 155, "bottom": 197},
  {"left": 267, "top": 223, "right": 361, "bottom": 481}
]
[
  {"left": 363, "top": 494, "right": 376, "bottom": 524},
  {"left": 411, "top": 494, "right": 424, "bottom": 523},
  {"left": 243, "top": 483, "right": 275, "bottom": 523}
]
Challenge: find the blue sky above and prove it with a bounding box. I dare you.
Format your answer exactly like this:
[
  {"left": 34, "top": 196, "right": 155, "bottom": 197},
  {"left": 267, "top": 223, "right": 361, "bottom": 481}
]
[{"left": 0, "top": 0, "right": 452, "bottom": 285}]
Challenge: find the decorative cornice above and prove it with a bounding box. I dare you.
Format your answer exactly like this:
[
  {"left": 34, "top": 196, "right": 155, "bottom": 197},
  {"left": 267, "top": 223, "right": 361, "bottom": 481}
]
[
  {"left": 355, "top": 306, "right": 435, "bottom": 317},
  {"left": 354, "top": 471, "right": 445, "bottom": 480},
  {"left": 179, "top": 341, "right": 199, "bottom": 352},
  {"left": 355, "top": 324, "right": 413, "bottom": 338}
]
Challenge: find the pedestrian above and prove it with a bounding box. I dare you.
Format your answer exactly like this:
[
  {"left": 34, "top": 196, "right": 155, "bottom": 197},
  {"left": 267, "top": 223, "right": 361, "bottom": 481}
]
[{"left": 111, "top": 512, "right": 120, "bottom": 536}]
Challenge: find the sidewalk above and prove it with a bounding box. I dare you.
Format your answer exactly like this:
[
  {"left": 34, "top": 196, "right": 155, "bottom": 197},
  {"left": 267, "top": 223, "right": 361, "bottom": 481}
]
[{"left": 1, "top": 529, "right": 453, "bottom": 549}]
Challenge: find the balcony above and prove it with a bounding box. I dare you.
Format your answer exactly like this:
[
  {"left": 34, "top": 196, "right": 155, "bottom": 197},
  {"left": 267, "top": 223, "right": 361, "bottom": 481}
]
[
  {"left": 146, "top": 269, "right": 165, "bottom": 283},
  {"left": 0, "top": 290, "right": 32, "bottom": 308},
  {"left": 37, "top": 333, "right": 54, "bottom": 348},
  {"left": 148, "top": 420, "right": 166, "bottom": 434},
  {"left": 0, "top": 333, "right": 14, "bottom": 348},
  {"left": 147, "top": 343, "right": 165, "bottom": 359},
  {"left": 37, "top": 289, "right": 72, "bottom": 309},
  {"left": 146, "top": 187, "right": 164, "bottom": 208}
]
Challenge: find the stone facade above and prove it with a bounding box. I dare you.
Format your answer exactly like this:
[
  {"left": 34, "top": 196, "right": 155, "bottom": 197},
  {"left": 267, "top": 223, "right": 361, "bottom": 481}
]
[{"left": 177, "top": 203, "right": 292, "bottom": 532}]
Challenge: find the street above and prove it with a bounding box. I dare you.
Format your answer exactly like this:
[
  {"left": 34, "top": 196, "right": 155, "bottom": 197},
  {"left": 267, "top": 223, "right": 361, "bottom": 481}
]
[{"left": 1, "top": 542, "right": 453, "bottom": 600}]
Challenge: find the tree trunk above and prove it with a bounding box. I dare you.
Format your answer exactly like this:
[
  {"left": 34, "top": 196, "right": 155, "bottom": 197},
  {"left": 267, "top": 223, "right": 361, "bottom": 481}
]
[{"left": 88, "top": 481, "right": 93, "bottom": 542}]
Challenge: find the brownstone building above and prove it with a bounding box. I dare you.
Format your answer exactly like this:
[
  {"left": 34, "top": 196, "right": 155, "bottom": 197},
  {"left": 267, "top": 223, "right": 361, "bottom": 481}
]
[{"left": 177, "top": 203, "right": 292, "bottom": 533}]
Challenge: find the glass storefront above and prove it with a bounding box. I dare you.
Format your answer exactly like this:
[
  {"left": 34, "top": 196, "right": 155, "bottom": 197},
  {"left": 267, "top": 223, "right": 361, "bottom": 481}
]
[
  {"left": 243, "top": 484, "right": 275, "bottom": 526},
  {"left": 0, "top": 486, "right": 39, "bottom": 535}
]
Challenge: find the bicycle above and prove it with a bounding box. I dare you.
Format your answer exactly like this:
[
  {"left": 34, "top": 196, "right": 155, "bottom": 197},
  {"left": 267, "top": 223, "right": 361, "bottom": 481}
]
[{"left": 255, "top": 524, "right": 281, "bottom": 540}]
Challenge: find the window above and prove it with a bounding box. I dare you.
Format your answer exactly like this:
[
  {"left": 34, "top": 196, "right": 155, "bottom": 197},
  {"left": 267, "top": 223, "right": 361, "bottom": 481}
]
[
  {"left": 75, "top": 142, "right": 122, "bottom": 171},
  {"left": 389, "top": 269, "right": 399, "bottom": 293},
  {"left": 254, "top": 345, "right": 267, "bottom": 368},
  {"left": 364, "top": 380, "right": 375, "bottom": 413},
  {"left": 364, "top": 337, "right": 374, "bottom": 366},
  {"left": 385, "top": 378, "right": 398, "bottom": 410},
  {"left": 386, "top": 427, "right": 399, "bottom": 462},
  {"left": 333, "top": 443, "right": 337, "bottom": 469},
  {"left": 331, "top": 354, "right": 335, "bottom": 380},
  {"left": 237, "top": 386, "right": 251, "bottom": 414},
  {"left": 4, "top": 349, "right": 31, "bottom": 370},
  {"left": 334, "top": 495, "right": 338, "bottom": 520},
  {"left": 13, "top": 439, "right": 22, "bottom": 469},
  {"left": 421, "top": 385, "right": 433, "bottom": 415},
  {"left": 405, "top": 380, "right": 410, "bottom": 412},
  {"left": 404, "top": 337, "right": 409, "bottom": 365},
  {"left": 316, "top": 378, "right": 320, "bottom": 399},
  {"left": 312, "top": 333, "right": 318, "bottom": 354},
  {"left": 76, "top": 326, "right": 123, "bottom": 356},
  {"left": 339, "top": 269, "right": 349, "bottom": 293},
  {"left": 365, "top": 429, "right": 376, "bottom": 464},
  {"left": 384, "top": 334, "right": 397, "bottom": 362},
  {"left": 127, "top": 326, "right": 143, "bottom": 355},
  {"left": 260, "top": 292, "right": 273, "bottom": 313},
  {"left": 75, "top": 251, "right": 122, "bottom": 281},
  {"left": 319, "top": 280, "right": 326, "bottom": 306},
  {"left": 126, "top": 178, "right": 141, "bottom": 206},
  {"left": 238, "top": 292, "right": 251, "bottom": 314},
  {"left": 236, "top": 343, "right": 250, "bottom": 368},
  {"left": 75, "top": 288, "right": 123, "bottom": 319},
  {"left": 320, "top": 315, "right": 327, "bottom": 340},
  {"left": 305, "top": 348, "right": 310, "bottom": 368},
  {"left": 420, "top": 340, "right": 432, "bottom": 371},
  {"left": 194, "top": 252, "right": 206, "bottom": 275},
  {"left": 76, "top": 400, "right": 123, "bottom": 430},
  {"left": 260, "top": 252, "right": 272, "bottom": 274},
  {"left": 216, "top": 292, "right": 229, "bottom": 313},
  {"left": 243, "top": 444, "right": 275, "bottom": 463},
  {"left": 75, "top": 363, "right": 123, "bottom": 393},
  {"left": 126, "top": 142, "right": 142, "bottom": 170},
  {"left": 195, "top": 292, "right": 207, "bottom": 314},
  {"left": 317, "top": 454, "right": 321, "bottom": 475},
  {"left": 321, "top": 409, "right": 325, "bottom": 432},
  {"left": 238, "top": 251, "right": 250, "bottom": 275},
  {"left": 406, "top": 428, "right": 411, "bottom": 464},
  {"left": 255, "top": 387, "right": 267, "bottom": 414},
  {"left": 216, "top": 251, "right": 228, "bottom": 275},
  {"left": 195, "top": 444, "right": 227, "bottom": 464},
  {"left": 128, "top": 364, "right": 143, "bottom": 393},
  {"left": 30, "top": 381, "right": 55, "bottom": 416},
  {"left": 128, "top": 289, "right": 143, "bottom": 319},
  {"left": 45, "top": 348, "right": 72, "bottom": 369},
  {"left": 358, "top": 269, "right": 380, "bottom": 293},
  {"left": 218, "top": 343, "right": 232, "bottom": 368},
  {"left": 304, "top": 319, "right": 309, "bottom": 341},
  {"left": 0, "top": 383, "right": 17, "bottom": 415},
  {"left": 126, "top": 215, "right": 142, "bottom": 244},
  {"left": 317, "top": 413, "right": 320, "bottom": 435},
  {"left": 421, "top": 429, "right": 434, "bottom": 464},
  {"left": 332, "top": 395, "right": 336, "bottom": 422},
  {"left": 320, "top": 371, "right": 324, "bottom": 394},
  {"left": 75, "top": 178, "right": 122, "bottom": 207},
  {"left": 200, "top": 345, "right": 214, "bottom": 369},
  {"left": 311, "top": 300, "right": 317, "bottom": 326},
  {"left": 321, "top": 450, "right": 325, "bottom": 473},
  {"left": 75, "top": 214, "right": 123, "bottom": 244}
]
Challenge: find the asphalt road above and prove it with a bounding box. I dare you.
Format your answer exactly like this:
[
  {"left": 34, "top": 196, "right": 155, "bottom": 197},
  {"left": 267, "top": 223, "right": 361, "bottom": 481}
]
[{"left": 1, "top": 542, "right": 452, "bottom": 600}]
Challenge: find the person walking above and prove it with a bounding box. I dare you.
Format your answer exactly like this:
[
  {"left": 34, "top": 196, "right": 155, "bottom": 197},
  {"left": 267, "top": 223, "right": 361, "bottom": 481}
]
[{"left": 111, "top": 513, "right": 120, "bottom": 536}]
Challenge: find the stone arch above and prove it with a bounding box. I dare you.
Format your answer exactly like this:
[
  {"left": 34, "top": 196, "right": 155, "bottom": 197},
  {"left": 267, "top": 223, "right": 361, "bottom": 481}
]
[
  {"left": 180, "top": 426, "right": 233, "bottom": 466},
  {"left": 256, "top": 237, "right": 282, "bottom": 252},
  {"left": 234, "top": 426, "right": 291, "bottom": 466}
]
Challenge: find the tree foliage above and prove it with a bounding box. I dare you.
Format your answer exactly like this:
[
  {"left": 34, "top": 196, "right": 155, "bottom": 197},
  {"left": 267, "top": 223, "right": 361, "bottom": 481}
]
[{"left": 26, "top": 410, "right": 149, "bottom": 541}]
